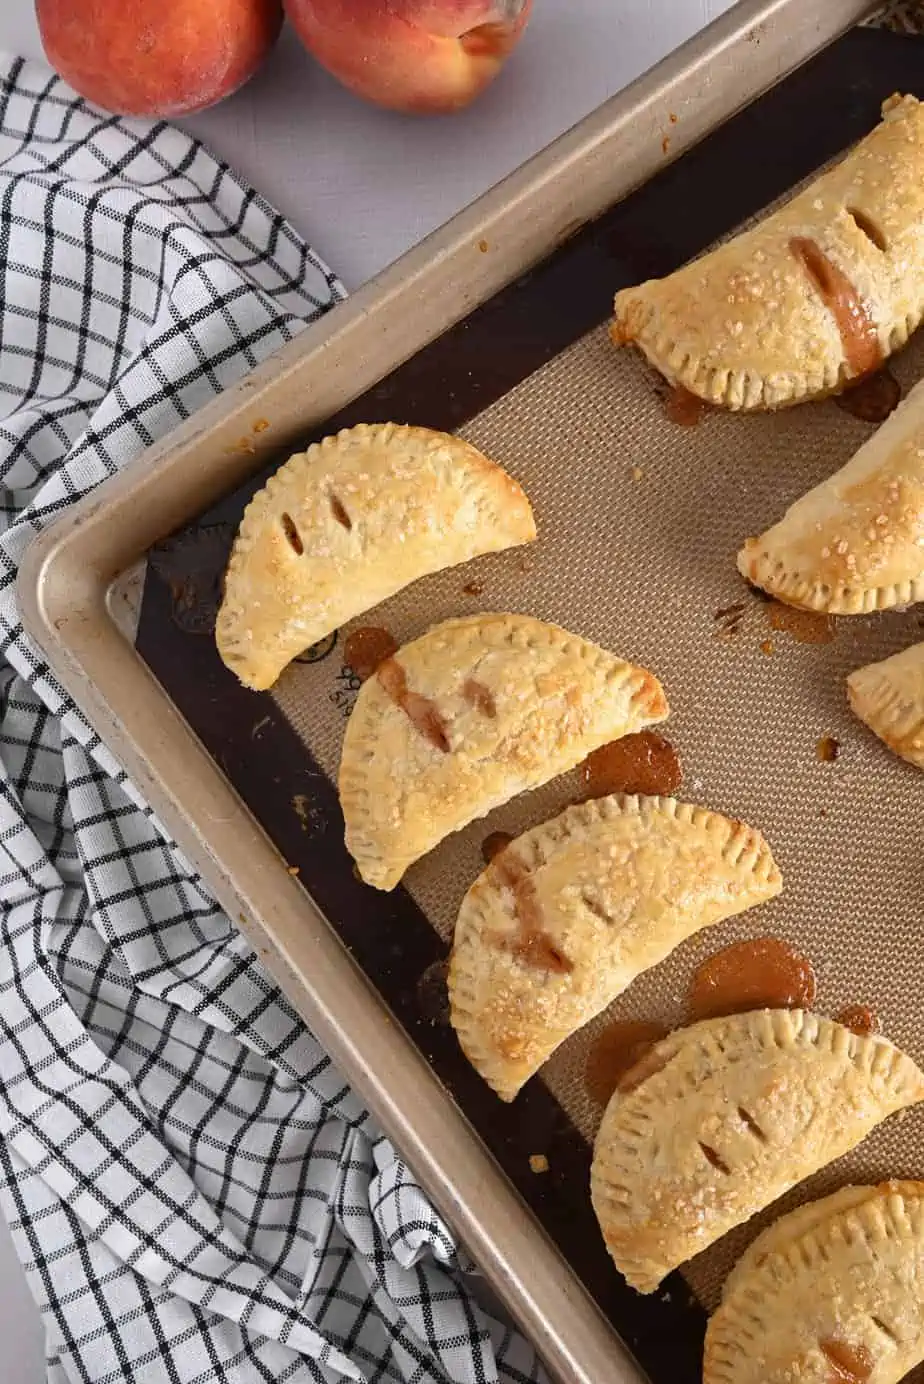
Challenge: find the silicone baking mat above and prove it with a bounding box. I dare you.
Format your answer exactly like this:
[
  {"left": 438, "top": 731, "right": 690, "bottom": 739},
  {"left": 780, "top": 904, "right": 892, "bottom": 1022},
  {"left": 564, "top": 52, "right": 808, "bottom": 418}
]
[{"left": 137, "top": 24, "right": 924, "bottom": 1384}]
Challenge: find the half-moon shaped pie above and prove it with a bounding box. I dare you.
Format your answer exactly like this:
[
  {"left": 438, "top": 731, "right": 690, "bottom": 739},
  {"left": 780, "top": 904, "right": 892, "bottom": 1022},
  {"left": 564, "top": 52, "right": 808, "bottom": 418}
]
[
  {"left": 215, "top": 423, "right": 536, "bottom": 690},
  {"left": 705, "top": 1182, "right": 924, "bottom": 1384},
  {"left": 612, "top": 94, "right": 924, "bottom": 411},
  {"left": 848, "top": 640, "right": 924, "bottom": 769},
  {"left": 339, "top": 614, "right": 668, "bottom": 890},
  {"left": 449, "top": 794, "right": 781, "bottom": 1101},
  {"left": 739, "top": 376, "right": 924, "bottom": 612},
  {"left": 590, "top": 1009, "right": 924, "bottom": 1294}
]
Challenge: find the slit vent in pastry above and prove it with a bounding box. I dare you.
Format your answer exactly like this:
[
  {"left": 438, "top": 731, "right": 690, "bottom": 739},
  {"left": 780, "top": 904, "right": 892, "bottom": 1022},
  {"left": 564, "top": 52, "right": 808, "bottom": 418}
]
[{"left": 215, "top": 423, "right": 536, "bottom": 690}]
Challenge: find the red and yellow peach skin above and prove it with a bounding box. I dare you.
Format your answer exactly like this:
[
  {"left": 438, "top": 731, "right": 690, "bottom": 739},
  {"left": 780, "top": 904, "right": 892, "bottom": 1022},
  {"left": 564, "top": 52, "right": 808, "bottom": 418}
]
[
  {"left": 36, "top": 0, "right": 283, "bottom": 118},
  {"left": 284, "top": 0, "right": 533, "bottom": 114}
]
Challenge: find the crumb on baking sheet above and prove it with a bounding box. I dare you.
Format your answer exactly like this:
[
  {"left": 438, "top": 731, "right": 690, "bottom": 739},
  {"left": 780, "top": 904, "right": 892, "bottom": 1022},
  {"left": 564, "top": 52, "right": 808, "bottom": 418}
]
[
  {"left": 252, "top": 418, "right": 270, "bottom": 433},
  {"left": 759, "top": 638, "right": 774, "bottom": 656},
  {"left": 529, "top": 1154, "right": 549, "bottom": 1174},
  {"left": 816, "top": 735, "right": 840, "bottom": 763},
  {"left": 632, "top": 465, "right": 644, "bottom": 482}
]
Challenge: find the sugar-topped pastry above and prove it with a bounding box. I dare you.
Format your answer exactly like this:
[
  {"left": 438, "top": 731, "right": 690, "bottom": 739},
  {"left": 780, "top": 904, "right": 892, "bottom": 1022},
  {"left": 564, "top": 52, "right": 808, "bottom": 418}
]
[
  {"left": 449, "top": 794, "right": 781, "bottom": 1101},
  {"left": 590, "top": 1009, "right": 924, "bottom": 1293},
  {"left": 848, "top": 640, "right": 924, "bottom": 768},
  {"left": 739, "top": 376, "right": 924, "bottom": 612},
  {"left": 612, "top": 95, "right": 924, "bottom": 411},
  {"left": 339, "top": 614, "right": 668, "bottom": 890},
  {"left": 705, "top": 1182, "right": 924, "bottom": 1384},
  {"left": 215, "top": 423, "right": 536, "bottom": 690}
]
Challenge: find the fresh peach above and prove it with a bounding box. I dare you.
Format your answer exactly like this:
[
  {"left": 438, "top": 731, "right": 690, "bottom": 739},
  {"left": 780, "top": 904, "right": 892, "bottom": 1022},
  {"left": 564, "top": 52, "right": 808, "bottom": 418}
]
[
  {"left": 36, "top": 0, "right": 283, "bottom": 118},
  {"left": 284, "top": 0, "right": 532, "bottom": 114}
]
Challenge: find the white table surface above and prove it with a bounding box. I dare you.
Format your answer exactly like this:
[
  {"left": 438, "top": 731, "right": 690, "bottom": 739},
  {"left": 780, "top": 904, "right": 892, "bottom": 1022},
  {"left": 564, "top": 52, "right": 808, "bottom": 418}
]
[{"left": 0, "top": 0, "right": 733, "bottom": 1378}]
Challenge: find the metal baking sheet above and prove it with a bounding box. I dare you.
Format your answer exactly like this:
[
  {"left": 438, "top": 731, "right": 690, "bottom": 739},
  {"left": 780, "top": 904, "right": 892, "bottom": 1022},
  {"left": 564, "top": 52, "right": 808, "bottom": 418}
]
[{"left": 18, "top": 5, "right": 919, "bottom": 1382}]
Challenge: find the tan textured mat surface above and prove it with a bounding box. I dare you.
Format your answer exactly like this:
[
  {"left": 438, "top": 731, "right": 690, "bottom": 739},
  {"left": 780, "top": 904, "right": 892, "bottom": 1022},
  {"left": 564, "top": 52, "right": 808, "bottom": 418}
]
[{"left": 271, "top": 313, "right": 924, "bottom": 1308}]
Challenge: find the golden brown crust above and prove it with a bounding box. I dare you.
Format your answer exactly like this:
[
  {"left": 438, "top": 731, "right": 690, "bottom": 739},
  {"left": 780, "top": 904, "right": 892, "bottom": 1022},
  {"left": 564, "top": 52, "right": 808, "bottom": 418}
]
[
  {"left": 215, "top": 423, "right": 536, "bottom": 690},
  {"left": 705, "top": 1182, "right": 924, "bottom": 1384},
  {"left": 448, "top": 794, "right": 781, "bottom": 1101},
  {"left": 589, "top": 1009, "right": 924, "bottom": 1294},
  {"left": 612, "top": 95, "right": 924, "bottom": 411},
  {"left": 738, "top": 376, "right": 924, "bottom": 613},
  {"left": 848, "top": 640, "right": 924, "bottom": 768},
  {"left": 338, "top": 614, "right": 668, "bottom": 890}
]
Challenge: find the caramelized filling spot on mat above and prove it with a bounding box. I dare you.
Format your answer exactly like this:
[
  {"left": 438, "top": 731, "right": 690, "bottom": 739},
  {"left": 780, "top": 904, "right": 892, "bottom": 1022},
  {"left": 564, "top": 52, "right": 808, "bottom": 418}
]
[
  {"left": 816, "top": 735, "right": 840, "bottom": 763},
  {"left": 689, "top": 936, "right": 817, "bottom": 1021},
  {"left": 585, "top": 1020, "right": 669, "bottom": 1107},
  {"left": 280, "top": 512, "right": 303, "bottom": 555},
  {"left": 664, "top": 385, "right": 710, "bottom": 427},
  {"left": 581, "top": 731, "right": 682, "bottom": 800},
  {"left": 344, "top": 627, "right": 398, "bottom": 682},
  {"left": 836, "top": 366, "right": 901, "bottom": 423}
]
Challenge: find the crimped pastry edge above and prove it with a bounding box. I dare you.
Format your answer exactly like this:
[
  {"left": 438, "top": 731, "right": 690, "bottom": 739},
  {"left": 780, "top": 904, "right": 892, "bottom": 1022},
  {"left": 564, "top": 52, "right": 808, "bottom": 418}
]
[{"left": 449, "top": 793, "right": 782, "bottom": 1102}]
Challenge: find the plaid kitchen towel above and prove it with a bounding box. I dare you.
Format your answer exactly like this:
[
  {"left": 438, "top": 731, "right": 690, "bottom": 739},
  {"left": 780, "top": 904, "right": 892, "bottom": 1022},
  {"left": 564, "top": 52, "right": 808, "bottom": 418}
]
[{"left": 0, "top": 57, "right": 548, "bottom": 1384}]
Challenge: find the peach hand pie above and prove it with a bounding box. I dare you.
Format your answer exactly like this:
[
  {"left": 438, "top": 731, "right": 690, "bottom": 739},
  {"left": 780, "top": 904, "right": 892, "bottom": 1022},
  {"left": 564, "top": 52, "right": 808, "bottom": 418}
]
[
  {"left": 612, "top": 94, "right": 924, "bottom": 411},
  {"left": 705, "top": 1182, "right": 924, "bottom": 1384},
  {"left": 590, "top": 1009, "right": 924, "bottom": 1294},
  {"left": 448, "top": 795, "right": 781, "bottom": 1102},
  {"left": 848, "top": 639, "right": 924, "bottom": 769},
  {"left": 339, "top": 614, "right": 667, "bottom": 891},
  {"left": 739, "top": 376, "right": 924, "bottom": 612},
  {"left": 215, "top": 423, "right": 536, "bottom": 690}
]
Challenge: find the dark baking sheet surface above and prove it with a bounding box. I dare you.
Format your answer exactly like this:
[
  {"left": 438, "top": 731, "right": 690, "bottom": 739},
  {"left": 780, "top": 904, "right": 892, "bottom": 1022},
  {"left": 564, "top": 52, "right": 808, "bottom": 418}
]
[{"left": 136, "top": 28, "right": 924, "bottom": 1384}]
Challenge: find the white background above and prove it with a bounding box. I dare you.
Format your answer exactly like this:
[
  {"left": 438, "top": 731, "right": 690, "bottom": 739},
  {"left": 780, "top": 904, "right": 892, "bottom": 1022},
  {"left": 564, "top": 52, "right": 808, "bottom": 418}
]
[{"left": 0, "top": 0, "right": 733, "bottom": 1377}]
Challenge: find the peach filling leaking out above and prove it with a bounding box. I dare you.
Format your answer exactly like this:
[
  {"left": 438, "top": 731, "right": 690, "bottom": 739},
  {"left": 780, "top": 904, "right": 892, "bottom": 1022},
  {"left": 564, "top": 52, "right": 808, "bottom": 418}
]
[
  {"left": 377, "top": 659, "right": 451, "bottom": 753},
  {"left": 789, "top": 237, "right": 883, "bottom": 377},
  {"left": 493, "top": 854, "right": 573, "bottom": 975}
]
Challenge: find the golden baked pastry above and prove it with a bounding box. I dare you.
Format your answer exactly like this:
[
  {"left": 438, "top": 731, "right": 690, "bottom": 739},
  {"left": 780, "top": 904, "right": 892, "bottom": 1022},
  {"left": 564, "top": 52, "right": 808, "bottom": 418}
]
[
  {"left": 705, "top": 1182, "right": 924, "bottom": 1384},
  {"left": 590, "top": 1009, "right": 924, "bottom": 1294},
  {"left": 215, "top": 423, "right": 536, "bottom": 690},
  {"left": 848, "top": 640, "right": 924, "bottom": 769},
  {"left": 612, "top": 94, "right": 924, "bottom": 410},
  {"left": 449, "top": 794, "right": 782, "bottom": 1102},
  {"left": 339, "top": 614, "right": 667, "bottom": 890},
  {"left": 739, "top": 376, "right": 924, "bottom": 612}
]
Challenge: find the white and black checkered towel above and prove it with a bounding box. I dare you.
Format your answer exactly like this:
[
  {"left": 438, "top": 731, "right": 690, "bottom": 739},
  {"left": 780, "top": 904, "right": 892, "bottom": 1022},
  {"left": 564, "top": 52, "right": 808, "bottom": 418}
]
[{"left": 0, "top": 57, "right": 548, "bottom": 1384}]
